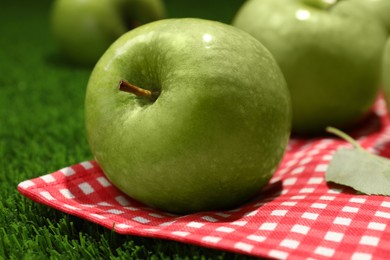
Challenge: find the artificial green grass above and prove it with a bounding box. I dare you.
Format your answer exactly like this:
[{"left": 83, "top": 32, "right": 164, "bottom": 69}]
[{"left": 0, "top": 0, "right": 257, "bottom": 259}]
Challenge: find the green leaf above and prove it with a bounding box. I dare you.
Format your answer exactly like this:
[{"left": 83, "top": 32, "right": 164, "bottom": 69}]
[{"left": 325, "top": 127, "right": 390, "bottom": 195}]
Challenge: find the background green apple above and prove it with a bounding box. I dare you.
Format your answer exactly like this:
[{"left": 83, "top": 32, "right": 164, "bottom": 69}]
[
  {"left": 51, "top": 0, "right": 165, "bottom": 66},
  {"left": 383, "top": 38, "right": 390, "bottom": 113},
  {"left": 349, "top": 0, "right": 390, "bottom": 34},
  {"left": 85, "top": 18, "right": 291, "bottom": 214},
  {"left": 233, "top": 0, "right": 388, "bottom": 134}
]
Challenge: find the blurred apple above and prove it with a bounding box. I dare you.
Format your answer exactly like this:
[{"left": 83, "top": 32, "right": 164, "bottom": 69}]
[
  {"left": 233, "top": 0, "right": 387, "bottom": 134},
  {"left": 383, "top": 38, "right": 390, "bottom": 113},
  {"left": 51, "top": 0, "right": 165, "bottom": 66},
  {"left": 349, "top": 0, "right": 390, "bottom": 33}
]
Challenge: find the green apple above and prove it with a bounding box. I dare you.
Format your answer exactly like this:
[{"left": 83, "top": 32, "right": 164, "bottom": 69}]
[
  {"left": 349, "top": 0, "right": 390, "bottom": 34},
  {"left": 85, "top": 18, "right": 291, "bottom": 214},
  {"left": 233, "top": 0, "right": 388, "bottom": 134},
  {"left": 51, "top": 0, "right": 165, "bottom": 66},
  {"left": 383, "top": 38, "right": 390, "bottom": 112}
]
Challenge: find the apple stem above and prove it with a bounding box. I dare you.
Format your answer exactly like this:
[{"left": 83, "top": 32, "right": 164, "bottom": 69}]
[
  {"left": 119, "top": 80, "right": 159, "bottom": 101},
  {"left": 300, "top": 0, "right": 339, "bottom": 10}
]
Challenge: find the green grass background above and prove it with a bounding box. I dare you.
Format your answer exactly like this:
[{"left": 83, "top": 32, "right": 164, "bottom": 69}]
[{"left": 0, "top": 0, "right": 260, "bottom": 259}]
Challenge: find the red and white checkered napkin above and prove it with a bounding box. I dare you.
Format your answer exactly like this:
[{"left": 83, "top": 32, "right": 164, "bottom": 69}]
[{"left": 18, "top": 98, "right": 390, "bottom": 259}]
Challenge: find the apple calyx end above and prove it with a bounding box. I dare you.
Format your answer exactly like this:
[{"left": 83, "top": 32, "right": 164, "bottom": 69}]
[{"left": 119, "top": 79, "right": 159, "bottom": 101}]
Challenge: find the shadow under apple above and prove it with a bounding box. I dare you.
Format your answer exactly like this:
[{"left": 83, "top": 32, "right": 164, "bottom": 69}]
[
  {"left": 45, "top": 51, "right": 94, "bottom": 70},
  {"left": 291, "top": 110, "right": 383, "bottom": 141}
]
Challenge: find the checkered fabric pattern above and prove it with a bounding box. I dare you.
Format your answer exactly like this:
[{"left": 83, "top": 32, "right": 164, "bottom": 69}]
[{"left": 18, "top": 98, "right": 390, "bottom": 259}]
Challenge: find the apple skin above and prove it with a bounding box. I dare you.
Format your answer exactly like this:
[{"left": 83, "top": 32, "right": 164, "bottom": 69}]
[
  {"left": 232, "top": 0, "right": 388, "bottom": 134},
  {"left": 349, "top": 0, "right": 390, "bottom": 34},
  {"left": 85, "top": 18, "right": 291, "bottom": 214},
  {"left": 51, "top": 0, "right": 165, "bottom": 66},
  {"left": 383, "top": 38, "right": 390, "bottom": 113}
]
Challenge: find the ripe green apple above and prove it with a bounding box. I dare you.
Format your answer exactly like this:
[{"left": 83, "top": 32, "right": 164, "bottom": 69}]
[
  {"left": 383, "top": 38, "right": 390, "bottom": 113},
  {"left": 349, "top": 0, "right": 390, "bottom": 34},
  {"left": 85, "top": 18, "right": 291, "bottom": 214},
  {"left": 233, "top": 0, "right": 388, "bottom": 134},
  {"left": 51, "top": 0, "right": 165, "bottom": 66}
]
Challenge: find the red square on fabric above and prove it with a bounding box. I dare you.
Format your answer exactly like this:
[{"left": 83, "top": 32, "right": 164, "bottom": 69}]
[{"left": 18, "top": 98, "right": 390, "bottom": 259}]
